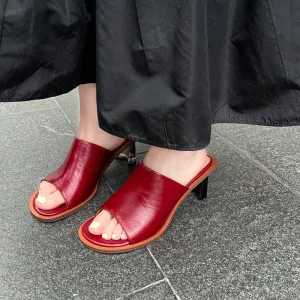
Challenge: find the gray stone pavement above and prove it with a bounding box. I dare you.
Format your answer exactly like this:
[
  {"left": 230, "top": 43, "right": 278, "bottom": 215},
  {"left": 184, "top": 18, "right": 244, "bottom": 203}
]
[{"left": 0, "top": 91, "right": 300, "bottom": 300}]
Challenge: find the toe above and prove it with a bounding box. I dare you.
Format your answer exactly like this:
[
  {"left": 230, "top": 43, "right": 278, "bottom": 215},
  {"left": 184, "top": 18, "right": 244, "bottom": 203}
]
[
  {"left": 121, "top": 230, "right": 127, "bottom": 240},
  {"left": 111, "top": 223, "right": 123, "bottom": 240},
  {"left": 39, "top": 181, "right": 57, "bottom": 195},
  {"left": 102, "top": 217, "right": 118, "bottom": 240},
  {"left": 89, "top": 210, "right": 113, "bottom": 236},
  {"left": 35, "top": 190, "right": 65, "bottom": 210}
]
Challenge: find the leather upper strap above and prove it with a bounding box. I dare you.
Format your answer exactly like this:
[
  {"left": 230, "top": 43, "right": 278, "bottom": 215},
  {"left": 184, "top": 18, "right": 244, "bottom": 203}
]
[
  {"left": 42, "top": 138, "right": 113, "bottom": 210},
  {"left": 101, "top": 162, "right": 189, "bottom": 244}
]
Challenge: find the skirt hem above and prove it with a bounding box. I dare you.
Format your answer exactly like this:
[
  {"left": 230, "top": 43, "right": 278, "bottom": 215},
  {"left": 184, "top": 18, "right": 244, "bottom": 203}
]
[
  {"left": 99, "top": 118, "right": 300, "bottom": 151},
  {"left": 98, "top": 124, "right": 211, "bottom": 151}
]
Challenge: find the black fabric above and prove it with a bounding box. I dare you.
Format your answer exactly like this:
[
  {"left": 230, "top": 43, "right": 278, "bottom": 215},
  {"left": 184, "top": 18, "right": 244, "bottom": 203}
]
[
  {"left": 0, "top": 0, "right": 93, "bottom": 99},
  {"left": 1, "top": 0, "right": 300, "bottom": 150}
]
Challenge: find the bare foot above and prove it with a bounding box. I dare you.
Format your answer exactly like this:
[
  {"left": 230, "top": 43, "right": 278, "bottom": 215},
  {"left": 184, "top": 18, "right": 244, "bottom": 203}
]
[
  {"left": 35, "top": 84, "right": 125, "bottom": 211},
  {"left": 88, "top": 146, "right": 209, "bottom": 240}
]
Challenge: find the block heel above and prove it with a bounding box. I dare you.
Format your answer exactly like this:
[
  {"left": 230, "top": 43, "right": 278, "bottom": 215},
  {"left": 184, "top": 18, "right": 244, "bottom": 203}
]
[{"left": 193, "top": 177, "right": 208, "bottom": 200}]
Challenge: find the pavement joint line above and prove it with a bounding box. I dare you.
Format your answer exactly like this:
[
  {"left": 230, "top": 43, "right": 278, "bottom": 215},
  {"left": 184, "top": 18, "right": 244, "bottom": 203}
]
[
  {"left": 147, "top": 247, "right": 182, "bottom": 300},
  {"left": 54, "top": 97, "right": 77, "bottom": 133},
  {"left": 114, "top": 279, "right": 166, "bottom": 300},
  {"left": 40, "top": 124, "right": 74, "bottom": 137},
  {"left": 105, "top": 180, "right": 181, "bottom": 300},
  {"left": 137, "top": 150, "right": 148, "bottom": 155},
  {"left": 104, "top": 180, "right": 116, "bottom": 195},
  {"left": 213, "top": 131, "right": 300, "bottom": 199}
]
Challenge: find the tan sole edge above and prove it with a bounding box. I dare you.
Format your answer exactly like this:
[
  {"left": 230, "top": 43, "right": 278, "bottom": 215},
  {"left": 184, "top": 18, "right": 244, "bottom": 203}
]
[
  {"left": 29, "top": 185, "right": 98, "bottom": 223},
  {"left": 78, "top": 156, "right": 218, "bottom": 254}
]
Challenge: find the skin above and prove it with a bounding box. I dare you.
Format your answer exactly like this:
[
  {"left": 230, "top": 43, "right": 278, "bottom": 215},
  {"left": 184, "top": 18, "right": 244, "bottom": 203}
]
[{"left": 36, "top": 84, "right": 208, "bottom": 241}]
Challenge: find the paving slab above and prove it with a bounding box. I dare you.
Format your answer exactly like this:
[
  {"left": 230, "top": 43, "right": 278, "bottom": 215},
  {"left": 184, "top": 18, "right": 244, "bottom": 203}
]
[
  {"left": 0, "top": 97, "right": 57, "bottom": 116},
  {"left": 0, "top": 107, "right": 75, "bottom": 298},
  {"left": 213, "top": 124, "right": 300, "bottom": 195},
  {"left": 4, "top": 183, "right": 163, "bottom": 300},
  {"left": 1, "top": 100, "right": 299, "bottom": 300},
  {"left": 147, "top": 135, "right": 300, "bottom": 300},
  {"left": 0, "top": 107, "right": 162, "bottom": 300},
  {"left": 0, "top": 107, "right": 75, "bottom": 237}
]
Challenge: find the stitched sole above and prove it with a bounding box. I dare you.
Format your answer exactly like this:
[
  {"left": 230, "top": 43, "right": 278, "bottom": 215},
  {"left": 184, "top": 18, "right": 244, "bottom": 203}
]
[{"left": 78, "top": 156, "right": 218, "bottom": 253}]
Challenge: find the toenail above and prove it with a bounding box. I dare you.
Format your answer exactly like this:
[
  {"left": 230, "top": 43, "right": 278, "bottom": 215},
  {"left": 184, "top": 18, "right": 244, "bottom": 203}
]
[
  {"left": 37, "top": 194, "right": 47, "bottom": 204},
  {"left": 112, "top": 234, "right": 117, "bottom": 239},
  {"left": 121, "top": 233, "right": 126, "bottom": 240},
  {"left": 89, "top": 221, "right": 101, "bottom": 229},
  {"left": 102, "top": 233, "right": 108, "bottom": 239}
]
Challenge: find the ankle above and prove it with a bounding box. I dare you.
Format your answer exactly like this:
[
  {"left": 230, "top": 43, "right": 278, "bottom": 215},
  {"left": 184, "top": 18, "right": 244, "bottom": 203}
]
[
  {"left": 143, "top": 146, "right": 208, "bottom": 185},
  {"left": 77, "top": 126, "right": 125, "bottom": 150},
  {"left": 145, "top": 147, "right": 207, "bottom": 164}
]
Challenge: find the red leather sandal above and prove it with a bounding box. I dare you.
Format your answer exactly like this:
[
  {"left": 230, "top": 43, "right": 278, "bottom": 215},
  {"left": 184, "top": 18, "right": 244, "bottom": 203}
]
[
  {"left": 78, "top": 156, "right": 218, "bottom": 253},
  {"left": 29, "top": 138, "right": 135, "bottom": 222}
]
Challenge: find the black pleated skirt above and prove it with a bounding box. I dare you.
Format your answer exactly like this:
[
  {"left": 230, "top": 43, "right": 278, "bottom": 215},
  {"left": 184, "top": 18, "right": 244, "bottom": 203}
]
[{"left": 1, "top": 0, "right": 300, "bottom": 150}]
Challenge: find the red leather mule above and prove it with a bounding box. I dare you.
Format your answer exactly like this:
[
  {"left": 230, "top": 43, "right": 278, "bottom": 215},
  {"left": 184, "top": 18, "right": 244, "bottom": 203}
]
[
  {"left": 29, "top": 138, "right": 135, "bottom": 222},
  {"left": 78, "top": 156, "right": 218, "bottom": 253}
]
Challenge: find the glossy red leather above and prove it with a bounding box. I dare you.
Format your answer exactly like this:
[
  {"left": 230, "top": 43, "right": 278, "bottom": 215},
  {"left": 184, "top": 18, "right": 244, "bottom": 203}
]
[
  {"left": 34, "top": 138, "right": 131, "bottom": 216},
  {"left": 82, "top": 162, "right": 189, "bottom": 244},
  {"left": 186, "top": 158, "right": 213, "bottom": 186}
]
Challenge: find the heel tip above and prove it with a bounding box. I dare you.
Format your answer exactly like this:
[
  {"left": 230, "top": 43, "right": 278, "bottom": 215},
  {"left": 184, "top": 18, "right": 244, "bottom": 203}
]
[{"left": 193, "top": 177, "right": 209, "bottom": 201}]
